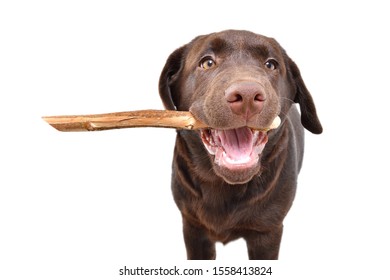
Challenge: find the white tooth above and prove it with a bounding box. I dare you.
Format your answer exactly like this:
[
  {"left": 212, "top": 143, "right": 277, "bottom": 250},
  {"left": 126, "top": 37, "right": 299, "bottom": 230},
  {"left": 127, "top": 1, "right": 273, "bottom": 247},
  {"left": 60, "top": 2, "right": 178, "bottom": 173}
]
[
  {"left": 269, "top": 116, "right": 281, "bottom": 130},
  {"left": 204, "top": 144, "right": 216, "bottom": 155},
  {"left": 252, "top": 131, "right": 259, "bottom": 145}
]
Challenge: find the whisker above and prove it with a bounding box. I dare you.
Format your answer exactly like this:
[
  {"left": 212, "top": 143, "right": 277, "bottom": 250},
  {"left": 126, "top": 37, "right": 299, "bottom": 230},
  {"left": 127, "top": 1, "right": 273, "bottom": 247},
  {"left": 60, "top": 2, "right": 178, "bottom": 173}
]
[
  {"left": 279, "top": 96, "right": 295, "bottom": 104},
  {"left": 277, "top": 96, "right": 297, "bottom": 120},
  {"left": 278, "top": 110, "right": 289, "bottom": 119}
]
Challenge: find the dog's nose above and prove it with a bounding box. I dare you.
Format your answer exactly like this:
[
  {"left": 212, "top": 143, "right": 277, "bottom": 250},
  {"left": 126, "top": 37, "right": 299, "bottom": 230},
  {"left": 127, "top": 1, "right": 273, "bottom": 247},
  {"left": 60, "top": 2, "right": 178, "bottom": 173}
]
[{"left": 225, "top": 82, "right": 265, "bottom": 119}]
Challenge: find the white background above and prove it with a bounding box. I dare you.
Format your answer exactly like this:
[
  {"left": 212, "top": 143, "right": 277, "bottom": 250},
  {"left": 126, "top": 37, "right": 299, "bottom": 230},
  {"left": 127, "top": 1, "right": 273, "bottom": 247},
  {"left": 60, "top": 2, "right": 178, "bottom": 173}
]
[{"left": 1, "top": 0, "right": 389, "bottom": 279}]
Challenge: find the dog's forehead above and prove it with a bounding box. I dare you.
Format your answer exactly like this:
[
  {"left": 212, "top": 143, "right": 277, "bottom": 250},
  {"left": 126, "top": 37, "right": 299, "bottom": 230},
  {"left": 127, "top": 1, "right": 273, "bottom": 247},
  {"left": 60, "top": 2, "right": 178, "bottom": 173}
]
[
  {"left": 185, "top": 30, "right": 283, "bottom": 67},
  {"left": 192, "top": 31, "right": 279, "bottom": 54},
  {"left": 215, "top": 30, "right": 271, "bottom": 45}
]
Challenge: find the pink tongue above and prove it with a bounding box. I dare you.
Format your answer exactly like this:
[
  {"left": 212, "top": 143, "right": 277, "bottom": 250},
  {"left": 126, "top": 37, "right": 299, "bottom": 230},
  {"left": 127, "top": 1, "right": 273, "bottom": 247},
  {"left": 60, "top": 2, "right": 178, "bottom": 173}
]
[{"left": 218, "top": 127, "right": 253, "bottom": 160}]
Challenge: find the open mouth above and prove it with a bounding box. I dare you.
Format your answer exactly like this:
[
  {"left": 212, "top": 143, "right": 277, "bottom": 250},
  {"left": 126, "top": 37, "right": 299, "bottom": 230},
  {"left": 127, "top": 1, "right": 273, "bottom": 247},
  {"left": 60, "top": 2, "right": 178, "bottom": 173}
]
[{"left": 200, "top": 127, "right": 268, "bottom": 170}]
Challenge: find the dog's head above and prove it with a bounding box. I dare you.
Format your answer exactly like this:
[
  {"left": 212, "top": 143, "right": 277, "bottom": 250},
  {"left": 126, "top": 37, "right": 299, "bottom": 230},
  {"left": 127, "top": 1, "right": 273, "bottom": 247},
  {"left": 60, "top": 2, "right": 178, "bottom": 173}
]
[{"left": 159, "top": 30, "right": 322, "bottom": 184}]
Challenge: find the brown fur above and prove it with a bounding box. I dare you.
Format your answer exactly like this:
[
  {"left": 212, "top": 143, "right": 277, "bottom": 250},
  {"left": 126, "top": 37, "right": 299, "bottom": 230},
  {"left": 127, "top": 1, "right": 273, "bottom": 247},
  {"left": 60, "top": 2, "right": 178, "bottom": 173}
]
[{"left": 159, "top": 30, "right": 322, "bottom": 259}]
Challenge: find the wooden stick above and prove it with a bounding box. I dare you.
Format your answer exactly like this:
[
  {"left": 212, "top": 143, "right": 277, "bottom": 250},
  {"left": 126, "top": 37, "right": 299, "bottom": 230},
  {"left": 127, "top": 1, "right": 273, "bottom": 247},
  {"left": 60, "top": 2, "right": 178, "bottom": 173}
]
[{"left": 42, "top": 110, "right": 209, "bottom": 132}]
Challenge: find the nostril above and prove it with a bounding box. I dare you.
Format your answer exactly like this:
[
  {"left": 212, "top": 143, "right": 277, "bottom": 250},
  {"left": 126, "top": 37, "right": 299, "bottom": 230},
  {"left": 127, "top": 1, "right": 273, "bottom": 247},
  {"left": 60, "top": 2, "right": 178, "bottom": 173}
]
[
  {"left": 227, "top": 93, "right": 243, "bottom": 103},
  {"left": 254, "top": 93, "right": 266, "bottom": 102}
]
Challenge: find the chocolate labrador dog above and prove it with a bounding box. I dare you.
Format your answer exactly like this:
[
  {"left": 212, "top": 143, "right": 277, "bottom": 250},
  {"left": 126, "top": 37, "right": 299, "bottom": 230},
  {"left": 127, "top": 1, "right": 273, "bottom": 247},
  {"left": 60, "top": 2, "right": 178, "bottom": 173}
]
[{"left": 158, "top": 30, "right": 322, "bottom": 260}]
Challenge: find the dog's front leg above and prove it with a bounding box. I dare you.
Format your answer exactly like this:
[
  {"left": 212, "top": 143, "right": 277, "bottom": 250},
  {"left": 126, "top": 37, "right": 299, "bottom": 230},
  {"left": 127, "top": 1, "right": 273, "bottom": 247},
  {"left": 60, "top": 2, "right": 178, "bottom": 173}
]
[
  {"left": 182, "top": 217, "right": 216, "bottom": 260},
  {"left": 244, "top": 226, "right": 283, "bottom": 260}
]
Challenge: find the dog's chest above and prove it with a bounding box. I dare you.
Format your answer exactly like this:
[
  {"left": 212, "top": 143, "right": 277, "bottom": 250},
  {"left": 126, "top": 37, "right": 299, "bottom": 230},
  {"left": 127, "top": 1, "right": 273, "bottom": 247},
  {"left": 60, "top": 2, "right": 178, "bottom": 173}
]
[{"left": 194, "top": 194, "right": 267, "bottom": 240}]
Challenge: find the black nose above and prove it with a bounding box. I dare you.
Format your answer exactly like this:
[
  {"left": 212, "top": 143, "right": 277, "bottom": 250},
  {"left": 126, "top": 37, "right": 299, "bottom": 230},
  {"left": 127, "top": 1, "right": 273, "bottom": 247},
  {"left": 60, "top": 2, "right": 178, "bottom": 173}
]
[{"left": 225, "top": 82, "right": 265, "bottom": 120}]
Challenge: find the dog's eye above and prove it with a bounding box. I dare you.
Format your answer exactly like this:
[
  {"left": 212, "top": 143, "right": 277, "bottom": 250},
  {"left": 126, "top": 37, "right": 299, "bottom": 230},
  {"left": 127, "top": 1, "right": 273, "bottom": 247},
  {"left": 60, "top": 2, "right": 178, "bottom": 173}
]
[
  {"left": 200, "top": 57, "right": 216, "bottom": 69},
  {"left": 265, "top": 59, "right": 278, "bottom": 70}
]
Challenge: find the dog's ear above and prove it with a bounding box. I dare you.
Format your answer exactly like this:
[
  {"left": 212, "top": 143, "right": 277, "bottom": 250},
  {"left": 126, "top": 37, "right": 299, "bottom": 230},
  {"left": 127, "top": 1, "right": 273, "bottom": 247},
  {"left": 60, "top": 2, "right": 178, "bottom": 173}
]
[
  {"left": 285, "top": 54, "right": 323, "bottom": 134},
  {"left": 158, "top": 45, "right": 187, "bottom": 110}
]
